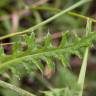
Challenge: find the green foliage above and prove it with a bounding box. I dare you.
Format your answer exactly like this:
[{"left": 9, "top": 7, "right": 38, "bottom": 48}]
[
  {"left": 0, "top": 28, "right": 95, "bottom": 75},
  {"left": 78, "top": 19, "right": 92, "bottom": 96},
  {"left": 0, "top": 0, "right": 95, "bottom": 96},
  {"left": 0, "top": 26, "right": 95, "bottom": 96},
  {"left": 43, "top": 88, "right": 79, "bottom": 96}
]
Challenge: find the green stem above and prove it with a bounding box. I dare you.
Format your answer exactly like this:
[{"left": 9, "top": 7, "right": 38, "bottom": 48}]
[
  {"left": 0, "top": 80, "right": 36, "bottom": 96},
  {"left": 78, "top": 19, "right": 92, "bottom": 96},
  {"left": 68, "top": 12, "right": 96, "bottom": 23},
  {"left": 0, "top": 0, "right": 90, "bottom": 40},
  {"left": 78, "top": 47, "right": 89, "bottom": 96},
  {"left": 33, "top": 11, "right": 43, "bottom": 38},
  {"left": 31, "top": 6, "right": 96, "bottom": 23}
]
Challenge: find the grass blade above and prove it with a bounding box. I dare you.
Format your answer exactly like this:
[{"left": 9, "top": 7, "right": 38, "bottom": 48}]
[{"left": 78, "top": 19, "right": 92, "bottom": 96}]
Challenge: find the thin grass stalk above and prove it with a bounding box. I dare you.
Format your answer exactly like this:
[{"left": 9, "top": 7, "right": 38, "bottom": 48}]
[
  {"left": 78, "top": 19, "right": 92, "bottom": 96},
  {"left": 0, "top": 0, "right": 90, "bottom": 40},
  {"left": 0, "top": 80, "right": 36, "bottom": 96}
]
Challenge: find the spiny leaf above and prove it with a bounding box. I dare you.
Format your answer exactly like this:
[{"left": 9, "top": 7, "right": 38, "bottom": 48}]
[
  {"left": 44, "top": 32, "right": 53, "bottom": 48},
  {"left": 41, "top": 56, "right": 55, "bottom": 70},
  {"left": 31, "top": 58, "right": 43, "bottom": 73},
  {"left": 12, "top": 39, "right": 21, "bottom": 56},
  {"left": 24, "top": 32, "right": 37, "bottom": 49},
  {"left": 59, "top": 31, "right": 68, "bottom": 47},
  {"left": 58, "top": 54, "right": 69, "bottom": 67},
  {"left": 0, "top": 30, "right": 96, "bottom": 77}
]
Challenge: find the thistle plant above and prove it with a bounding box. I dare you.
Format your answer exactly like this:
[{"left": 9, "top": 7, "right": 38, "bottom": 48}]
[{"left": 0, "top": 0, "right": 95, "bottom": 96}]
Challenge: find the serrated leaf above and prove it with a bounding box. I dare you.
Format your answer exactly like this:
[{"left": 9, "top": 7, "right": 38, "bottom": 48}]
[
  {"left": 59, "top": 31, "right": 68, "bottom": 47},
  {"left": 41, "top": 56, "right": 55, "bottom": 69},
  {"left": 44, "top": 32, "right": 53, "bottom": 48},
  {"left": 24, "top": 32, "right": 37, "bottom": 50},
  {"left": 12, "top": 40, "right": 21, "bottom": 55},
  {"left": 58, "top": 54, "right": 69, "bottom": 67},
  {"left": 32, "top": 58, "right": 43, "bottom": 73}
]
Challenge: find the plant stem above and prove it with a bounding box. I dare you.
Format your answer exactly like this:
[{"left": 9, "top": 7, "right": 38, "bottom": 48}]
[
  {"left": 0, "top": 80, "right": 36, "bottom": 96},
  {"left": 33, "top": 11, "right": 43, "bottom": 38},
  {"left": 0, "top": 0, "right": 90, "bottom": 40},
  {"left": 78, "top": 47, "right": 89, "bottom": 96},
  {"left": 68, "top": 12, "right": 96, "bottom": 23},
  {"left": 31, "top": 6, "right": 96, "bottom": 23},
  {"left": 78, "top": 19, "right": 92, "bottom": 96}
]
